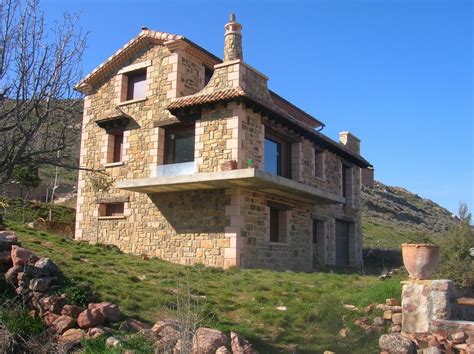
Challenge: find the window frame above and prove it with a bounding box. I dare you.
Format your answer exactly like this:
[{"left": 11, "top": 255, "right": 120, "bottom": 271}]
[
  {"left": 264, "top": 129, "right": 292, "bottom": 179},
  {"left": 267, "top": 202, "right": 290, "bottom": 244},
  {"left": 99, "top": 202, "right": 125, "bottom": 219},
  {"left": 125, "top": 68, "right": 147, "bottom": 101},
  {"left": 163, "top": 123, "right": 196, "bottom": 165},
  {"left": 314, "top": 147, "right": 325, "bottom": 179},
  {"left": 342, "top": 162, "right": 353, "bottom": 206}
]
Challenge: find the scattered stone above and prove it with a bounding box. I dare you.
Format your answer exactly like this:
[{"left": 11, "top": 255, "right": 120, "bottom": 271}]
[
  {"left": 365, "top": 303, "right": 376, "bottom": 314},
  {"left": 383, "top": 310, "right": 393, "bottom": 320},
  {"left": 373, "top": 317, "right": 384, "bottom": 326},
  {"left": 451, "top": 332, "right": 466, "bottom": 344},
  {"left": 61, "top": 304, "right": 84, "bottom": 318},
  {"left": 386, "top": 298, "right": 400, "bottom": 306},
  {"left": 52, "top": 315, "right": 75, "bottom": 334},
  {"left": 422, "top": 347, "right": 443, "bottom": 354},
  {"left": 4, "top": 265, "right": 22, "bottom": 286},
  {"left": 11, "top": 245, "right": 33, "bottom": 266},
  {"left": 119, "top": 318, "right": 150, "bottom": 332},
  {"left": 366, "top": 325, "right": 383, "bottom": 334},
  {"left": 42, "top": 311, "right": 60, "bottom": 326},
  {"left": 77, "top": 308, "right": 105, "bottom": 329},
  {"left": 152, "top": 319, "right": 181, "bottom": 339},
  {"left": 59, "top": 328, "right": 86, "bottom": 344},
  {"left": 343, "top": 304, "right": 358, "bottom": 311},
  {"left": 29, "top": 276, "right": 55, "bottom": 292},
  {"left": 376, "top": 304, "right": 391, "bottom": 311},
  {"left": 34, "top": 258, "right": 60, "bottom": 276},
  {"left": 390, "top": 306, "right": 402, "bottom": 313},
  {"left": 0, "top": 232, "right": 19, "bottom": 251},
  {"left": 379, "top": 334, "right": 416, "bottom": 354},
  {"left": 215, "top": 346, "right": 232, "bottom": 354},
  {"left": 323, "top": 351, "right": 335, "bottom": 354},
  {"left": 0, "top": 251, "right": 11, "bottom": 265},
  {"left": 106, "top": 336, "right": 123, "bottom": 348},
  {"left": 338, "top": 327, "right": 350, "bottom": 338},
  {"left": 87, "top": 326, "right": 111, "bottom": 339},
  {"left": 275, "top": 306, "right": 287, "bottom": 311},
  {"left": 88, "top": 302, "right": 121, "bottom": 322},
  {"left": 391, "top": 325, "right": 402, "bottom": 333},
  {"left": 392, "top": 313, "right": 403, "bottom": 325},
  {"left": 192, "top": 327, "right": 230, "bottom": 354},
  {"left": 38, "top": 295, "right": 67, "bottom": 314},
  {"left": 230, "top": 331, "right": 256, "bottom": 353}
]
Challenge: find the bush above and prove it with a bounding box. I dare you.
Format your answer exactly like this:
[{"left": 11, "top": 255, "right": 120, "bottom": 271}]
[{"left": 435, "top": 223, "right": 474, "bottom": 291}]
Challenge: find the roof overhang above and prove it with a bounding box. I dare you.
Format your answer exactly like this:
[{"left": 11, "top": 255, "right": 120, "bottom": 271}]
[{"left": 116, "top": 168, "right": 344, "bottom": 205}]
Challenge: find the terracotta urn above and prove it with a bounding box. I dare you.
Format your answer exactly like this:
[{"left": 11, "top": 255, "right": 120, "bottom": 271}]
[
  {"left": 220, "top": 160, "right": 238, "bottom": 171},
  {"left": 401, "top": 243, "right": 440, "bottom": 280}
]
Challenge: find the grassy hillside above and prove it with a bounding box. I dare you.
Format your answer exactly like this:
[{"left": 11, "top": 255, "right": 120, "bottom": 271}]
[{"left": 7, "top": 222, "right": 401, "bottom": 354}]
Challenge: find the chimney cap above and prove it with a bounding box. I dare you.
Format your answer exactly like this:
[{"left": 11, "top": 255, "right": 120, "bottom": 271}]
[
  {"left": 229, "top": 13, "right": 236, "bottom": 22},
  {"left": 141, "top": 26, "right": 149, "bottom": 31}
]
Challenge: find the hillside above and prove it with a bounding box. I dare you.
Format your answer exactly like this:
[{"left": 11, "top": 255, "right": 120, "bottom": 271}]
[{"left": 362, "top": 181, "right": 459, "bottom": 249}]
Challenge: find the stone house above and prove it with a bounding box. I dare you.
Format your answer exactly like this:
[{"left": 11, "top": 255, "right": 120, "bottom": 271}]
[{"left": 74, "top": 15, "right": 372, "bottom": 271}]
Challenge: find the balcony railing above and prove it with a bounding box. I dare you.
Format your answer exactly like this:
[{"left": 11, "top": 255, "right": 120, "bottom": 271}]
[{"left": 151, "top": 161, "right": 196, "bottom": 178}]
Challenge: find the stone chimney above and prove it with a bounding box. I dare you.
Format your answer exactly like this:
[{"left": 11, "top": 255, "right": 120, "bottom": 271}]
[
  {"left": 224, "top": 13, "right": 243, "bottom": 61},
  {"left": 339, "top": 131, "right": 360, "bottom": 155}
]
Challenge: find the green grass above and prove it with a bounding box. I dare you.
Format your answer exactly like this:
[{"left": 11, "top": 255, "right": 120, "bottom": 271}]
[
  {"left": 362, "top": 219, "right": 413, "bottom": 250},
  {"left": 7, "top": 222, "right": 402, "bottom": 353},
  {"left": 1, "top": 197, "right": 75, "bottom": 224}
]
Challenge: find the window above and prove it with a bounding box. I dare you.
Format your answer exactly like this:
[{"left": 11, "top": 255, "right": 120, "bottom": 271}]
[
  {"left": 204, "top": 66, "right": 213, "bottom": 86},
  {"left": 264, "top": 132, "right": 291, "bottom": 178},
  {"left": 314, "top": 148, "right": 325, "bottom": 179},
  {"left": 312, "top": 219, "right": 326, "bottom": 266},
  {"left": 164, "top": 124, "right": 195, "bottom": 164},
  {"left": 107, "top": 132, "right": 124, "bottom": 163},
  {"left": 125, "top": 68, "right": 147, "bottom": 101},
  {"left": 342, "top": 163, "right": 353, "bottom": 205},
  {"left": 268, "top": 203, "right": 288, "bottom": 243},
  {"left": 99, "top": 203, "right": 124, "bottom": 217}
]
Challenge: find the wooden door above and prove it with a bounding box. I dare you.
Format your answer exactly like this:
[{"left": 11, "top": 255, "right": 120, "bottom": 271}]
[{"left": 335, "top": 220, "right": 350, "bottom": 266}]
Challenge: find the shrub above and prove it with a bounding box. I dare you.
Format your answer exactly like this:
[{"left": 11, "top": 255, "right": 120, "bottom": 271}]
[{"left": 435, "top": 223, "right": 474, "bottom": 290}]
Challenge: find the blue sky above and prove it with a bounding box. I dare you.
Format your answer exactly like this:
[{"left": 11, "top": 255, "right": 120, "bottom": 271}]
[{"left": 42, "top": 0, "right": 473, "bottom": 215}]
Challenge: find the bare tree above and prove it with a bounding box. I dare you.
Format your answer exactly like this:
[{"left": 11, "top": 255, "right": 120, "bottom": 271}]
[{"left": 0, "top": 0, "right": 86, "bottom": 185}]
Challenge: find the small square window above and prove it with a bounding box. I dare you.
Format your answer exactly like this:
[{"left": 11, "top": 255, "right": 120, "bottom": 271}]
[
  {"left": 125, "top": 68, "right": 147, "bottom": 101},
  {"left": 164, "top": 124, "right": 195, "bottom": 164},
  {"left": 99, "top": 203, "right": 124, "bottom": 217},
  {"left": 268, "top": 203, "right": 288, "bottom": 243}
]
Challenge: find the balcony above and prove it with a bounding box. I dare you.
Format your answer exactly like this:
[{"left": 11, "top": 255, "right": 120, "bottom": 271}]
[
  {"left": 117, "top": 168, "right": 344, "bottom": 205},
  {"left": 151, "top": 161, "right": 195, "bottom": 178}
]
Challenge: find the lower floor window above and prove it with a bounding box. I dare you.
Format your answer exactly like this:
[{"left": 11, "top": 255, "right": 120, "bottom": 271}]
[
  {"left": 269, "top": 204, "right": 288, "bottom": 243},
  {"left": 99, "top": 203, "right": 124, "bottom": 217}
]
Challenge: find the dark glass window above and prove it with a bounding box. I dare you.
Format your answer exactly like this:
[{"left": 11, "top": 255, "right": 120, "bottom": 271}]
[
  {"left": 269, "top": 207, "right": 280, "bottom": 243},
  {"left": 204, "top": 67, "right": 213, "bottom": 86},
  {"left": 112, "top": 132, "right": 123, "bottom": 163},
  {"left": 126, "top": 68, "right": 147, "bottom": 100},
  {"left": 314, "top": 148, "right": 324, "bottom": 178},
  {"left": 100, "top": 203, "right": 124, "bottom": 217},
  {"left": 264, "top": 138, "right": 280, "bottom": 175},
  {"left": 164, "top": 124, "right": 195, "bottom": 164},
  {"left": 268, "top": 203, "right": 288, "bottom": 243},
  {"left": 342, "top": 164, "right": 351, "bottom": 198}
]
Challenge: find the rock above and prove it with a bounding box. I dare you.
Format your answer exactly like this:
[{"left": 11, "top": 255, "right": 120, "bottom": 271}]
[
  {"left": 87, "top": 326, "right": 111, "bottom": 339},
  {"left": 383, "top": 310, "right": 393, "bottom": 320},
  {"left": 216, "top": 346, "right": 231, "bottom": 354},
  {"left": 392, "top": 313, "right": 402, "bottom": 325},
  {"left": 88, "top": 302, "right": 121, "bottom": 322},
  {"left": 29, "top": 276, "right": 55, "bottom": 292},
  {"left": 422, "top": 347, "right": 443, "bottom": 354},
  {"left": 373, "top": 317, "right": 384, "bottom": 326},
  {"left": 451, "top": 332, "right": 466, "bottom": 344},
  {"left": 391, "top": 325, "right": 402, "bottom": 333},
  {"left": 0, "top": 232, "right": 19, "bottom": 251},
  {"left": 152, "top": 319, "right": 181, "bottom": 339},
  {"left": 230, "top": 331, "right": 256, "bottom": 353},
  {"left": 34, "top": 258, "right": 60, "bottom": 276},
  {"left": 106, "top": 336, "right": 123, "bottom": 348},
  {"left": 43, "top": 311, "right": 60, "bottom": 326},
  {"left": 0, "top": 251, "right": 11, "bottom": 265},
  {"left": 192, "top": 328, "right": 230, "bottom": 354},
  {"left": 365, "top": 325, "right": 383, "bottom": 334},
  {"left": 275, "top": 306, "right": 287, "bottom": 311},
  {"left": 343, "top": 304, "right": 358, "bottom": 311},
  {"left": 338, "top": 327, "right": 350, "bottom": 338},
  {"left": 59, "top": 328, "right": 86, "bottom": 344},
  {"left": 365, "top": 303, "right": 377, "bottom": 314},
  {"left": 386, "top": 298, "right": 400, "bottom": 306},
  {"left": 323, "top": 351, "right": 336, "bottom": 354},
  {"left": 379, "top": 334, "right": 416, "bottom": 354},
  {"left": 154, "top": 336, "right": 180, "bottom": 352},
  {"left": 38, "top": 295, "right": 67, "bottom": 314},
  {"left": 390, "top": 306, "right": 402, "bottom": 313},
  {"left": 77, "top": 309, "right": 105, "bottom": 329},
  {"left": 119, "top": 318, "right": 150, "bottom": 332},
  {"left": 376, "top": 304, "right": 391, "bottom": 311},
  {"left": 5, "top": 265, "right": 22, "bottom": 286},
  {"left": 52, "top": 315, "right": 75, "bottom": 334},
  {"left": 61, "top": 304, "right": 84, "bottom": 318},
  {"left": 11, "top": 245, "right": 33, "bottom": 266}
]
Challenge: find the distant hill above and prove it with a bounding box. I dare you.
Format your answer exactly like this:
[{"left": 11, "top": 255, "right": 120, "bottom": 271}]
[{"left": 362, "top": 181, "right": 459, "bottom": 249}]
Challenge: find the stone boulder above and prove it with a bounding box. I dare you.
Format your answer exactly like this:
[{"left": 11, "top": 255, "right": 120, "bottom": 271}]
[
  {"left": 52, "top": 315, "right": 76, "bottom": 334},
  {"left": 87, "top": 326, "right": 111, "bottom": 339},
  {"left": 29, "top": 276, "right": 55, "bottom": 292},
  {"left": 119, "top": 318, "right": 150, "bottom": 332},
  {"left": 0, "top": 251, "right": 11, "bottom": 265},
  {"left": 230, "top": 331, "right": 256, "bottom": 354},
  {"left": 88, "top": 302, "right": 121, "bottom": 322},
  {"left": 5, "top": 265, "right": 22, "bottom": 286},
  {"left": 0, "top": 232, "right": 19, "bottom": 251},
  {"left": 77, "top": 309, "right": 105, "bottom": 329},
  {"left": 59, "top": 328, "right": 86, "bottom": 344},
  {"left": 38, "top": 295, "right": 67, "bottom": 315},
  {"left": 106, "top": 336, "right": 123, "bottom": 348},
  {"left": 192, "top": 328, "right": 230, "bottom": 354},
  {"left": 34, "top": 258, "right": 60, "bottom": 276},
  {"left": 42, "top": 312, "right": 60, "bottom": 326},
  {"left": 11, "top": 245, "right": 33, "bottom": 266},
  {"left": 152, "top": 319, "right": 182, "bottom": 339},
  {"left": 61, "top": 304, "right": 84, "bottom": 318},
  {"left": 379, "top": 334, "right": 416, "bottom": 354},
  {"left": 216, "top": 346, "right": 232, "bottom": 354}
]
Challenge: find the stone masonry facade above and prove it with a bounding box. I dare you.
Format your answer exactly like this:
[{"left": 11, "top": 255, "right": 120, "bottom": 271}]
[{"left": 74, "top": 15, "right": 371, "bottom": 270}]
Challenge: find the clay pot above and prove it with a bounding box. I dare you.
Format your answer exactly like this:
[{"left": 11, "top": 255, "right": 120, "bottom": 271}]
[
  {"left": 220, "top": 160, "right": 237, "bottom": 171},
  {"left": 401, "top": 243, "right": 440, "bottom": 280}
]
